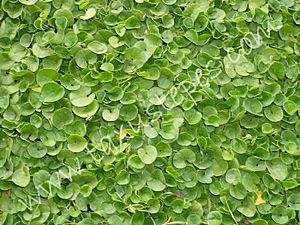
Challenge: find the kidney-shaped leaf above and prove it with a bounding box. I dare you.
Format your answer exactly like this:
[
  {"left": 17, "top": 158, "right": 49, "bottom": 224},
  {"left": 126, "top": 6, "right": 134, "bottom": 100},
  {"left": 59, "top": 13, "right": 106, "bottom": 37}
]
[
  {"left": 41, "top": 82, "right": 65, "bottom": 103},
  {"left": 138, "top": 145, "right": 158, "bottom": 164},
  {"left": 266, "top": 159, "right": 288, "bottom": 181},
  {"left": 264, "top": 105, "right": 283, "bottom": 122},
  {"left": 12, "top": 165, "right": 30, "bottom": 187},
  {"left": 52, "top": 107, "right": 74, "bottom": 129},
  {"left": 67, "top": 135, "right": 88, "bottom": 152}
]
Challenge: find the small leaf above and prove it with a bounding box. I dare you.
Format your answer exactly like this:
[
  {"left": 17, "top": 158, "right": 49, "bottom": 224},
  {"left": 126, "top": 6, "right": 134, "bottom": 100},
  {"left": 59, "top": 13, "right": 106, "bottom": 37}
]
[
  {"left": 269, "top": 62, "right": 285, "bottom": 80},
  {"left": 97, "top": 72, "right": 113, "bottom": 83},
  {"left": 283, "top": 100, "right": 298, "bottom": 115},
  {"left": 52, "top": 107, "right": 74, "bottom": 129},
  {"left": 19, "top": 0, "right": 38, "bottom": 5},
  {"left": 173, "top": 148, "right": 196, "bottom": 168},
  {"left": 67, "top": 135, "right": 87, "bottom": 152},
  {"left": 244, "top": 98, "right": 263, "bottom": 114},
  {"left": 72, "top": 100, "right": 99, "bottom": 118},
  {"left": 266, "top": 159, "right": 288, "bottom": 181},
  {"left": 125, "top": 16, "right": 141, "bottom": 29},
  {"left": 102, "top": 108, "right": 119, "bottom": 121},
  {"left": 249, "top": 0, "right": 266, "bottom": 13},
  {"left": 0, "top": 53, "right": 14, "bottom": 70},
  {"left": 88, "top": 41, "right": 108, "bottom": 54},
  {"left": 147, "top": 169, "right": 166, "bottom": 191},
  {"left": 252, "top": 220, "right": 268, "bottom": 225},
  {"left": 32, "top": 43, "right": 54, "bottom": 58},
  {"left": 40, "top": 82, "right": 65, "bottom": 103},
  {"left": 207, "top": 211, "right": 222, "bottom": 225},
  {"left": 138, "top": 145, "right": 158, "bottom": 164},
  {"left": 12, "top": 165, "right": 30, "bottom": 187},
  {"left": 272, "top": 206, "right": 290, "bottom": 224},
  {"left": 120, "top": 104, "right": 138, "bottom": 121},
  {"left": 255, "top": 191, "right": 266, "bottom": 205},
  {"left": 287, "top": 193, "right": 300, "bottom": 210},
  {"left": 80, "top": 8, "right": 96, "bottom": 20},
  {"left": 237, "top": 198, "right": 256, "bottom": 217},
  {"left": 264, "top": 105, "right": 283, "bottom": 122},
  {"left": 70, "top": 87, "right": 95, "bottom": 107},
  {"left": 127, "top": 155, "right": 145, "bottom": 169}
]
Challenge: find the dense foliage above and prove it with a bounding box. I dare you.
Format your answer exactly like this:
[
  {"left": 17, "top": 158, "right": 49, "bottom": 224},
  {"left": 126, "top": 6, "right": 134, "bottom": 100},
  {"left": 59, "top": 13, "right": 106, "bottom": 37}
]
[{"left": 1, "top": 0, "right": 300, "bottom": 224}]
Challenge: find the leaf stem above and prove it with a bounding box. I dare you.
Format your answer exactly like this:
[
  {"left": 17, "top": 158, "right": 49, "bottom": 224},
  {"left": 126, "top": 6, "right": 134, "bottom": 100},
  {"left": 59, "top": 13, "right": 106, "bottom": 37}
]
[{"left": 224, "top": 197, "right": 238, "bottom": 225}]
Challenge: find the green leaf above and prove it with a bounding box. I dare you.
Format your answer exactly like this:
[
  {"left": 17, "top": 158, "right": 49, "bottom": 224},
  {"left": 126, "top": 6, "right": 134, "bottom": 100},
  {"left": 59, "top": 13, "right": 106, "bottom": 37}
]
[
  {"left": 230, "top": 183, "right": 247, "bottom": 200},
  {"left": 207, "top": 211, "right": 222, "bottom": 225},
  {"left": 80, "top": 8, "right": 96, "bottom": 20},
  {"left": 287, "top": 193, "right": 300, "bottom": 210},
  {"left": 125, "top": 47, "right": 147, "bottom": 68},
  {"left": 173, "top": 148, "right": 196, "bottom": 168},
  {"left": 0, "top": 53, "right": 14, "bottom": 70},
  {"left": 0, "top": 87, "right": 9, "bottom": 109},
  {"left": 125, "top": 16, "right": 141, "bottom": 29},
  {"left": 144, "top": 125, "right": 158, "bottom": 139},
  {"left": 252, "top": 220, "right": 268, "bottom": 225},
  {"left": 36, "top": 69, "right": 59, "bottom": 86},
  {"left": 32, "top": 43, "right": 54, "bottom": 58},
  {"left": 40, "top": 82, "right": 65, "bottom": 102},
  {"left": 272, "top": 206, "right": 290, "bottom": 224},
  {"left": 33, "top": 170, "right": 50, "bottom": 187},
  {"left": 27, "top": 142, "right": 47, "bottom": 158},
  {"left": 211, "top": 158, "right": 228, "bottom": 176},
  {"left": 53, "top": 9, "right": 74, "bottom": 26},
  {"left": 67, "top": 135, "right": 88, "bottom": 152},
  {"left": 97, "top": 72, "right": 113, "bottom": 83},
  {"left": 64, "top": 120, "right": 86, "bottom": 136},
  {"left": 100, "top": 63, "right": 114, "bottom": 72},
  {"left": 266, "top": 159, "right": 288, "bottom": 181},
  {"left": 147, "top": 169, "right": 166, "bottom": 191},
  {"left": 120, "top": 104, "right": 138, "bottom": 121},
  {"left": 138, "top": 145, "right": 158, "bottom": 164},
  {"left": 73, "top": 100, "right": 99, "bottom": 118},
  {"left": 102, "top": 108, "right": 119, "bottom": 121},
  {"left": 12, "top": 165, "right": 30, "bottom": 187},
  {"left": 249, "top": 0, "right": 266, "bottom": 13},
  {"left": 69, "top": 86, "right": 95, "bottom": 107},
  {"left": 283, "top": 100, "right": 298, "bottom": 115},
  {"left": 237, "top": 198, "right": 256, "bottom": 217},
  {"left": 52, "top": 107, "right": 74, "bottom": 129},
  {"left": 269, "top": 62, "right": 285, "bottom": 80},
  {"left": 184, "top": 108, "right": 202, "bottom": 124},
  {"left": 127, "top": 154, "right": 145, "bottom": 169},
  {"left": 225, "top": 168, "right": 240, "bottom": 185},
  {"left": 264, "top": 105, "right": 283, "bottom": 122},
  {"left": 244, "top": 98, "right": 263, "bottom": 114},
  {"left": 9, "top": 43, "right": 27, "bottom": 61},
  {"left": 19, "top": 0, "right": 38, "bottom": 5},
  {"left": 116, "top": 170, "right": 130, "bottom": 185},
  {"left": 284, "top": 142, "right": 300, "bottom": 155},
  {"left": 184, "top": 30, "right": 198, "bottom": 45},
  {"left": 87, "top": 41, "right": 108, "bottom": 54}
]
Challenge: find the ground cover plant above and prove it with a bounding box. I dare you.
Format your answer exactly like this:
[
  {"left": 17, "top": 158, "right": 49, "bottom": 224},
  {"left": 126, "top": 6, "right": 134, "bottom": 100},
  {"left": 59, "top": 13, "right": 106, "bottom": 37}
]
[{"left": 0, "top": 0, "right": 300, "bottom": 224}]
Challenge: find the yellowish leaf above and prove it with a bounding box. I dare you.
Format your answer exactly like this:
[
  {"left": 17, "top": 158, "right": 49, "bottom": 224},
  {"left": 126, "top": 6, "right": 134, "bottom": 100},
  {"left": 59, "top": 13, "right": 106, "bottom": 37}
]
[
  {"left": 120, "top": 129, "right": 128, "bottom": 139},
  {"left": 255, "top": 191, "right": 266, "bottom": 205},
  {"left": 32, "top": 87, "right": 42, "bottom": 92}
]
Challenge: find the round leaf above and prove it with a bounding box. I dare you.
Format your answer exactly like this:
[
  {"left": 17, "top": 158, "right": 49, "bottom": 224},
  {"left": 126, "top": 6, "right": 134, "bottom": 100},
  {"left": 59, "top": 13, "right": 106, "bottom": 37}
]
[
  {"left": 52, "top": 107, "right": 74, "bottom": 129},
  {"left": 67, "top": 135, "right": 88, "bottom": 152},
  {"left": 264, "top": 105, "right": 283, "bottom": 122},
  {"left": 41, "top": 82, "right": 65, "bottom": 103},
  {"left": 88, "top": 41, "right": 108, "bottom": 54},
  {"left": 12, "top": 165, "right": 30, "bottom": 187},
  {"left": 138, "top": 145, "right": 158, "bottom": 164}
]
